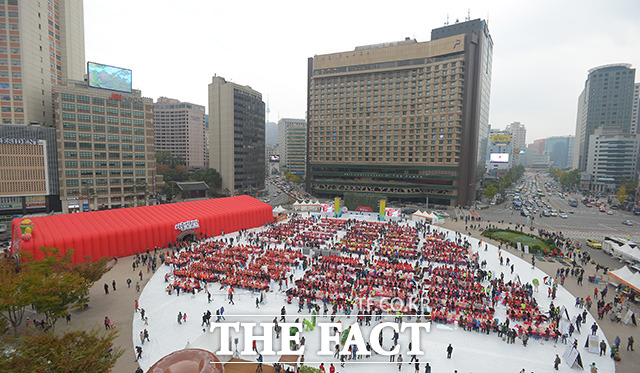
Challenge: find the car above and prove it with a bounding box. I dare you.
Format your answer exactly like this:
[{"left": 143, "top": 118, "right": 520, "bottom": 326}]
[
  {"left": 607, "top": 211, "right": 614, "bottom": 215},
  {"left": 586, "top": 239, "right": 602, "bottom": 249},
  {"left": 559, "top": 213, "right": 568, "bottom": 219},
  {"left": 622, "top": 220, "right": 634, "bottom": 226},
  {"left": 549, "top": 210, "right": 558, "bottom": 217}
]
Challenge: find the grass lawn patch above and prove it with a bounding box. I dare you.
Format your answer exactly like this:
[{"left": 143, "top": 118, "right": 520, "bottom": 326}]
[{"left": 482, "top": 228, "right": 563, "bottom": 256}]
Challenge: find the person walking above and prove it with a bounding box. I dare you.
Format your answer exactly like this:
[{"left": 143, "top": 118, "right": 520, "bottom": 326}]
[
  {"left": 177, "top": 311, "right": 182, "bottom": 324},
  {"left": 127, "top": 278, "right": 132, "bottom": 288},
  {"left": 112, "top": 279, "right": 116, "bottom": 291},
  {"left": 397, "top": 354, "right": 403, "bottom": 370},
  {"left": 104, "top": 316, "right": 111, "bottom": 330},
  {"left": 103, "top": 283, "right": 109, "bottom": 294},
  {"left": 599, "top": 339, "right": 607, "bottom": 356},
  {"left": 135, "top": 300, "right": 139, "bottom": 312},
  {"left": 135, "top": 346, "right": 143, "bottom": 361},
  {"left": 424, "top": 362, "right": 431, "bottom": 373},
  {"left": 446, "top": 343, "right": 453, "bottom": 358},
  {"left": 628, "top": 336, "right": 635, "bottom": 351},
  {"left": 140, "top": 331, "right": 145, "bottom": 345},
  {"left": 554, "top": 354, "right": 561, "bottom": 370},
  {"left": 256, "top": 353, "right": 263, "bottom": 373},
  {"left": 590, "top": 362, "right": 598, "bottom": 373},
  {"left": 144, "top": 329, "right": 150, "bottom": 342},
  {"left": 614, "top": 336, "right": 621, "bottom": 349}
]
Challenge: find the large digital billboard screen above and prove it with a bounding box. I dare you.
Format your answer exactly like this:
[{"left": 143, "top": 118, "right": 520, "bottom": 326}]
[
  {"left": 269, "top": 155, "right": 280, "bottom": 162},
  {"left": 490, "top": 153, "right": 510, "bottom": 163},
  {"left": 87, "top": 62, "right": 132, "bottom": 93}
]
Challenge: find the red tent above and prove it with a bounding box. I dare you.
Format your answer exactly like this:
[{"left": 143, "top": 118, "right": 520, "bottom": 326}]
[{"left": 11, "top": 196, "right": 272, "bottom": 264}]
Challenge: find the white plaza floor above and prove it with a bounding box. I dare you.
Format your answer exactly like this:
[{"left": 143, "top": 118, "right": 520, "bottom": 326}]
[{"left": 132, "top": 214, "right": 615, "bottom": 372}]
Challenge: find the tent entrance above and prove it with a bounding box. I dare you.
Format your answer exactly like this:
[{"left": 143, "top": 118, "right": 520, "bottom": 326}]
[{"left": 177, "top": 229, "right": 199, "bottom": 243}]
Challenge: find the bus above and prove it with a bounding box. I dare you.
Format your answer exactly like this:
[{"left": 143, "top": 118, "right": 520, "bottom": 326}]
[
  {"left": 568, "top": 198, "right": 578, "bottom": 207},
  {"left": 513, "top": 201, "right": 522, "bottom": 210}
]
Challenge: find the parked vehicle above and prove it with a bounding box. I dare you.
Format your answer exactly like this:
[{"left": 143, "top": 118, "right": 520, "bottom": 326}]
[{"left": 586, "top": 239, "right": 602, "bottom": 249}]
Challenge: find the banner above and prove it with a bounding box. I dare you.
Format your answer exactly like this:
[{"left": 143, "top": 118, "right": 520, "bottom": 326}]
[
  {"left": 379, "top": 200, "right": 386, "bottom": 221},
  {"left": 622, "top": 310, "right": 633, "bottom": 325},
  {"left": 562, "top": 345, "right": 579, "bottom": 368},
  {"left": 334, "top": 197, "right": 340, "bottom": 218},
  {"left": 587, "top": 334, "right": 600, "bottom": 354}
]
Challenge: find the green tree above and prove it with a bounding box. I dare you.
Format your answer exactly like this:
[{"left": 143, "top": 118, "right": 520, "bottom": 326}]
[
  {"left": 21, "top": 247, "right": 91, "bottom": 331},
  {"left": 285, "top": 171, "right": 302, "bottom": 184},
  {"left": 482, "top": 184, "right": 498, "bottom": 200},
  {"left": 155, "top": 150, "right": 173, "bottom": 166},
  {"left": 0, "top": 327, "right": 123, "bottom": 372},
  {"left": 0, "top": 258, "right": 29, "bottom": 336},
  {"left": 192, "top": 168, "right": 223, "bottom": 196}
]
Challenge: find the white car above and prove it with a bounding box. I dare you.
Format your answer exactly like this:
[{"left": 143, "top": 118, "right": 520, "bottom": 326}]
[{"left": 559, "top": 213, "right": 568, "bottom": 219}]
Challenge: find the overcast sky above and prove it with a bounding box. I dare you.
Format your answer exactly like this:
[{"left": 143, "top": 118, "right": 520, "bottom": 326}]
[{"left": 84, "top": 0, "right": 640, "bottom": 143}]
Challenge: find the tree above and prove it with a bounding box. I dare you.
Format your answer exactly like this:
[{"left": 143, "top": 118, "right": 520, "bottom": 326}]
[
  {"left": 155, "top": 151, "right": 173, "bottom": 166},
  {"left": 20, "top": 247, "right": 92, "bottom": 331},
  {"left": 482, "top": 184, "right": 498, "bottom": 200},
  {"left": 0, "top": 258, "right": 29, "bottom": 336},
  {"left": 0, "top": 327, "right": 124, "bottom": 372},
  {"left": 285, "top": 171, "right": 303, "bottom": 184},
  {"left": 192, "top": 168, "right": 223, "bottom": 196},
  {"left": 617, "top": 185, "right": 628, "bottom": 206}
]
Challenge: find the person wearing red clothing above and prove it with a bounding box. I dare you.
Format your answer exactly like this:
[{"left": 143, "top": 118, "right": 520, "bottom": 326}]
[
  {"left": 319, "top": 363, "right": 325, "bottom": 372},
  {"left": 329, "top": 363, "right": 335, "bottom": 373}
]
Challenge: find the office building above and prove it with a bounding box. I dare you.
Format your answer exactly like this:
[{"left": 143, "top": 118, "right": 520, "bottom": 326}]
[
  {"left": 208, "top": 76, "right": 265, "bottom": 194},
  {"left": 265, "top": 121, "right": 278, "bottom": 147},
  {"left": 278, "top": 118, "right": 307, "bottom": 175},
  {"left": 0, "top": 0, "right": 85, "bottom": 126},
  {"left": 504, "top": 121, "right": 526, "bottom": 165},
  {"left": 54, "top": 79, "right": 155, "bottom": 212},
  {"left": 0, "top": 124, "right": 60, "bottom": 213},
  {"left": 573, "top": 64, "right": 636, "bottom": 170},
  {"left": 545, "top": 135, "right": 574, "bottom": 169},
  {"left": 633, "top": 83, "right": 639, "bottom": 134},
  {"left": 306, "top": 19, "right": 493, "bottom": 206},
  {"left": 586, "top": 128, "right": 639, "bottom": 193},
  {"left": 486, "top": 129, "right": 512, "bottom": 176},
  {"left": 153, "top": 97, "right": 207, "bottom": 169}
]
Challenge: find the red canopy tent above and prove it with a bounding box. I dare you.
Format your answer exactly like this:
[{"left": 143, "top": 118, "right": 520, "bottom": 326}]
[{"left": 11, "top": 196, "right": 272, "bottom": 264}]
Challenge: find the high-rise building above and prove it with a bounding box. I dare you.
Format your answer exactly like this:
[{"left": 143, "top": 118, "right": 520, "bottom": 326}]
[
  {"left": 504, "top": 121, "right": 526, "bottom": 153},
  {"left": 1, "top": 0, "right": 85, "bottom": 126},
  {"left": 573, "top": 64, "right": 636, "bottom": 170},
  {"left": 265, "top": 121, "right": 278, "bottom": 147},
  {"left": 545, "top": 136, "right": 574, "bottom": 169},
  {"left": 208, "top": 76, "right": 265, "bottom": 194},
  {"left": 306, "top": 19, "right": 493, "bottom": 206},
  {"left": 153, "top": 97, "right": 207, "bottom": 169},
  {"left": 278, "top": 118, "right": 307, "bottom": 175},
  {"left": 486, "top": 129, "right": 512, "bottom": 176},
  {"left": 53, "top": 79, "right": 155, "bottom": 212},
  {"left": 632, "top": 83, "right": 639, "bottom": 134},
  {"left": 586, "top": 128, "right": 639, "bottom": 193}
]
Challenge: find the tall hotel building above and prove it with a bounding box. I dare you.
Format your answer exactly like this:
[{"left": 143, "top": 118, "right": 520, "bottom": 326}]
[
  {"left": 306, "top": 19, "right": 493, "bottom": 206},
  {"left": 208, "top": 76, "right": 265, "bottom": 194},
  {"left": 54, "top": 79, "right": 155, "bottom": 212},
  {"left": 154, "top": 97, "right": 207, "bottom": 169}
]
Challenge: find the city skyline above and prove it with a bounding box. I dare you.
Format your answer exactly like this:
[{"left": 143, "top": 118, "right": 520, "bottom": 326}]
[{"left": 84, "top": 0, "right": 640, "bottom": 143}]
